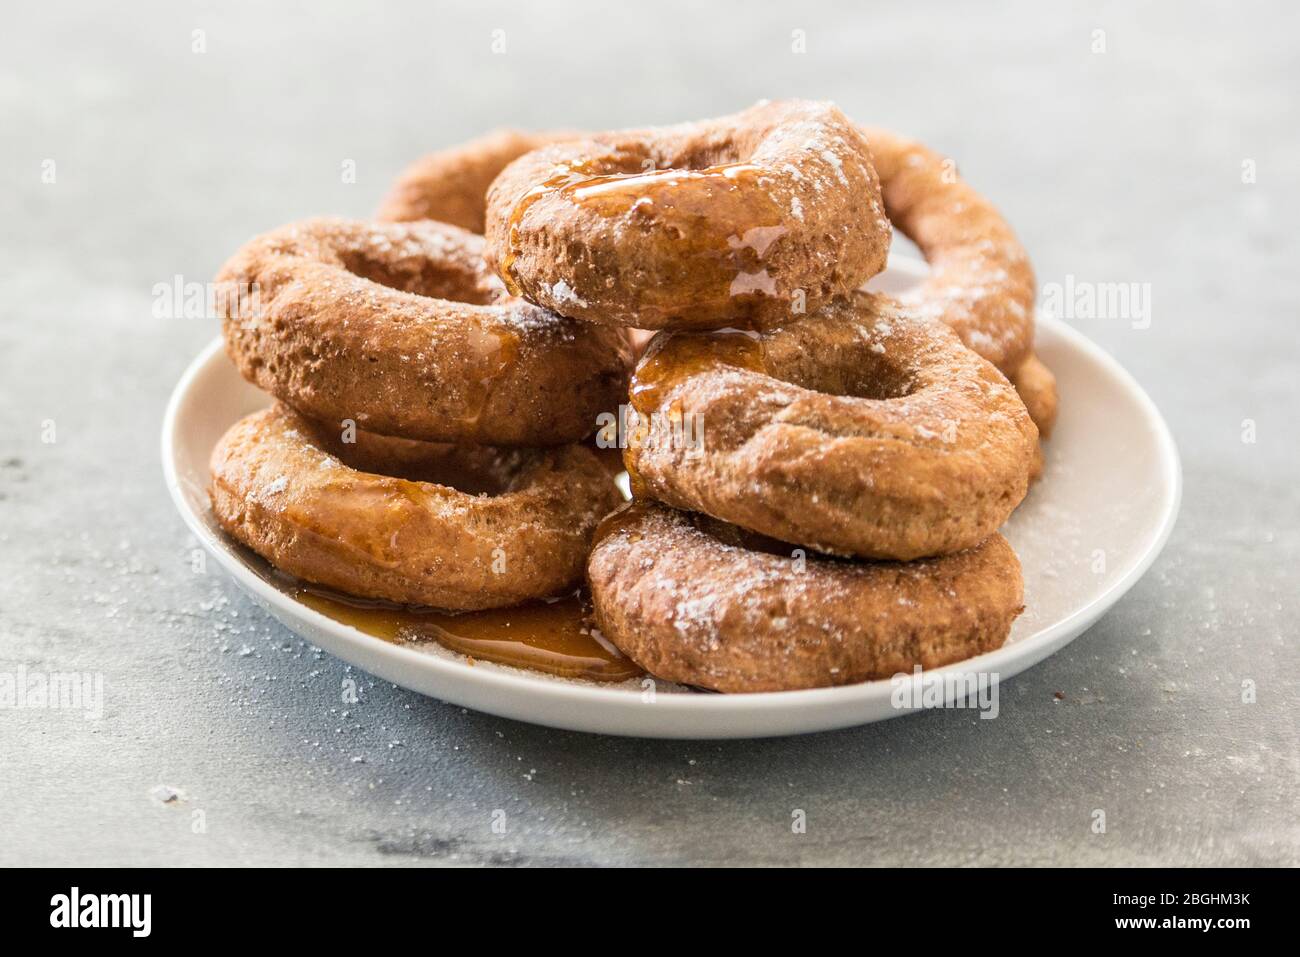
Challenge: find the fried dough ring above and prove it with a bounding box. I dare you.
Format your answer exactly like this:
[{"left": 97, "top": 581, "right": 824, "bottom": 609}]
[
  {"left": 1009, "top": 353, "right": 1058, "bottom": 483},
  {"left": 218, "top": 217, "right": 631, "bottom": 445},
  {"left": 625, "top": 292, "right": 1038, "bottom": 560},
  {"left": 861, "top": 127, "right": 1035, "bottom": 375},
  {"left": 484, "top": 100, "right": 892, "bottom": 330},
  {"left": 210, "top": 405, "right": 623, "bottom": 611},
  {"left": 1011, "top": 353, "right": 1058, "bottom": 440},
  {"left": 377, "top": 129, "right": 576, "bottom": 232},
  {"left": 587, "top": 503, "right": 1024, "bottom": 693}
]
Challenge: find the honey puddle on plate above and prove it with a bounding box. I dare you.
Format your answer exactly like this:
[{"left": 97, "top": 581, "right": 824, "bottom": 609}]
[{"left": 294, "top": 585, "right": 643, "bottom": 683}]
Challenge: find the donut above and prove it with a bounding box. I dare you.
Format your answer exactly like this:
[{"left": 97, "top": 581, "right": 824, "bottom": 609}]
[
  {"left": 217, "top": 217, "right": 632, "bottom": 445},
  {"left": 209, "top": 404, "right": 623, "bottom": 611},
  {"left": 377, "top": 129, "right": 575, "bottom": 233},
  {"left": 860, "top": 126, "right": 1035, "bottom": 375},
  {"left": 483, "top": 99, "right": 892, "bottom": 330},
  {"left": 1010, "top": 353, "right": 1058, "bottom": 483},
  {"left": 624, "top": 292, "right": 1038, "bottom": 556},
  {"left": 587, "top": 502, "right": 1024, "bottom": 693},
  {"left": 1010, "top": 353, "right": 1058, "bottom": 440},
  {"left": 624, "top": 292, "right": 1038, "bottom": 560}
]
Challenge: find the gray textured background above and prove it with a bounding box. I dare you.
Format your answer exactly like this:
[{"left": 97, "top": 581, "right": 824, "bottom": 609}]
[{"left": 1, "top": 1, "right": 1296, "bottom": 866}]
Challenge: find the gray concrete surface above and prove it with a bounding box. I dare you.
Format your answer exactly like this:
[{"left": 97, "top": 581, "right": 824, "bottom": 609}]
[{"left": 1, "top": 1, "right": 1296, "bottom": 866}]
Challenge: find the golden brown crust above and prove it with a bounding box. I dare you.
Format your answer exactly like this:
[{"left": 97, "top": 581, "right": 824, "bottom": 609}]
[
  {"left": 209, "top": 405, "right": 623, "bottom": 611},
  {"left": 483, "top": 100, "right": 891, "bottom": 330},
  {"left": 1012, "top": 353, "right": 1057, "bottom": 483},
  {"left": 1011, "top": 353, "right": 1058, "bottom": 440},
  {"left": 1026, "top": 440, "right": 1045, "bottom": 485},
  {"left": 217, "top": 217, "right": 632, "bottom": 445},
  {"left": 862, "top": 127, "right": 1035, "bottom": 374},
  {"left": 376, "top": 129, "right": 578, "bottom": 232},
  {"left": 625, "top": 293, "right": 1038, "bottom": 560},
  {"left": 587, "top": 503, "right": 1024, "bottom": 692}
]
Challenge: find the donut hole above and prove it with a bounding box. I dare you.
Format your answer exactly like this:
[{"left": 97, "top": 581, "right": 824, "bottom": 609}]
[
  {"left": 338, "top": 250, "right": 499, "bottom": 306},
  {"left": 575, "top": 141, "right": 750, "bottom": 190},
  {"left": 669, "top": 140, "right": 743, "bottom": 171},
  {"left": 373, "top": 453, "right": 515, "bottom": 496},
  {"left": 297, "top": 415, "right": 520, "bottom": 495},
  {"left": 801, "top": 356, "right": 917, "bottom": 402},
  {"left": 769, "top": 340, "right": 917, "bottom": 402}
]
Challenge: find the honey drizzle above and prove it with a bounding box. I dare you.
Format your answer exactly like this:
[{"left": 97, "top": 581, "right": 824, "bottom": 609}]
[
  {"left": 622, "top": 329, "right": 766, "bottom": 501},
  {"left": 592, "top": 499, "right": 654, "bottom": 545},
  {"left": 500, "top": 161, "right": 772, "bottom": 296},
  {"left": 629, "top": 329, "right": 766, "bottom": 417},
  {"left": 459, "top": 324, "right": 521, "bottom": 438},
  {"left": 501, "top": 169, "right": 579, "bottom": 296},
  {"left": 295, "top": 586, "right": 642, "bottom": 682},
  {"left": 564, "top": 163, "right": 763, "bottom": 215}
]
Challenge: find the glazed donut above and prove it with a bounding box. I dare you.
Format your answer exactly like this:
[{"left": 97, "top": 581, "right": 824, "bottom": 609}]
[
  {"left": 377, "top": 129, "right": 576, "bottom": 233},
  {"left": 861, "top": 126, "right": 1035, "bottom": 375},
  {"left": 587, "top": 502, "right": 1024, "bottom": 693},
  {"left": 210, "top": 404, "right": 623, "bottom": 611},
  {"left": 217, "top": 217, "right": 632, "bottom": 445},
  {"left": 624, "top": 292, "right": 1038, "bottom": 560},
  {"left": 483, "top": 99, "right": 892, "bottom": 330}
]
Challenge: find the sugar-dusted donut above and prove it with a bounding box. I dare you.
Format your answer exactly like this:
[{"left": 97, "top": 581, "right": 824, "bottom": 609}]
[
  {"left": 625, "top": 292, "right": 1038, "bottom": 560},
  {"left": 217, "top": 217, "right": 632, "bottom": 445},
  {"left": 377, "top": 129, "right": 576, "bottom": 233},
  {"left": 210, "top": 405, "right": 623, "bottom": 611},
  {"left": 483, "top": 100, "right": 892, "bottom": 330},
  {"left": 861, "top": 126, "right": 1035, "bottom": 375},
  {"left": 587, "top": 502, "right": 1023, "bottom": 692}
]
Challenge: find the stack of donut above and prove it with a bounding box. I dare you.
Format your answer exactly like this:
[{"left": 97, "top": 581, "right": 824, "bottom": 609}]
[
  {"left": 210, "top": 99, "right": 1057, "bottom": 693},
  {"left": 208, "top": 217, "right": 632, "bottom": 610}
]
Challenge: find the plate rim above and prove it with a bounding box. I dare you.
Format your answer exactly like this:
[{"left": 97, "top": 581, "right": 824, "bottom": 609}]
[{"left": 161, "top": 305, "right": 1181, "bottom": 726}]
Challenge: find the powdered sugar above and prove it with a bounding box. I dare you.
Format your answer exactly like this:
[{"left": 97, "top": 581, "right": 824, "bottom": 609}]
[{"left": 549, "top": 279, "right": 587, "bottom": 308}]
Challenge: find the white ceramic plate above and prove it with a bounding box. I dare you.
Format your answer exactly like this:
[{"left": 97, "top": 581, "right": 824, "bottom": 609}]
[{"left": 162, "top": 258, "right": 1180, "bottom": 738}]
